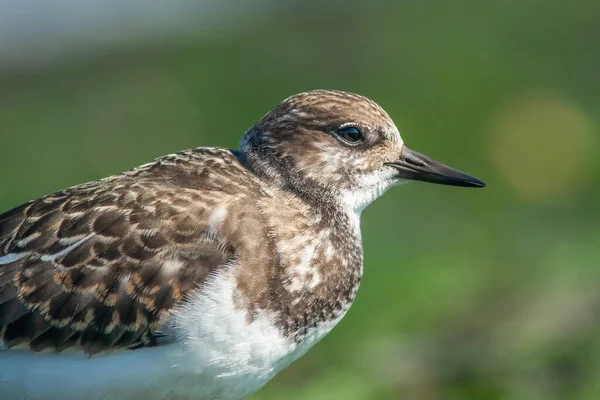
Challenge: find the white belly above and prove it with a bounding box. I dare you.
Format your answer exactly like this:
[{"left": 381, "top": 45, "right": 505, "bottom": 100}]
[{"left": 0, "top": 269, "right": 348, "bottom": 400}]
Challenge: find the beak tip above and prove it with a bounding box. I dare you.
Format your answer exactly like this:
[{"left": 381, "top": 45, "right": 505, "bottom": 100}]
[
  {"left": 469, "top": 178, "right": 486, "bottom": 188},
  {"left": 452, "top": 172, "right": 486, "bottom": 188}
]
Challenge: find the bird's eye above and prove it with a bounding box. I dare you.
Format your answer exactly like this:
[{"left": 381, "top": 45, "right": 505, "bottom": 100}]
[{"left": 335, "top": 126, "right": 363, "bottom": 145}]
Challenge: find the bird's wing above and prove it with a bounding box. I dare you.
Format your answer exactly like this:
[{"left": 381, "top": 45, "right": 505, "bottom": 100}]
[{"left": 0, "top": 148, "right": 248, "bottom": 355}]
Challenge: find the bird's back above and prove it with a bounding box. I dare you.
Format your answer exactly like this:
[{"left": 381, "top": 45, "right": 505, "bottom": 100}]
[{"left": 0, "top": 147, "right": 259, "bottom": 355}]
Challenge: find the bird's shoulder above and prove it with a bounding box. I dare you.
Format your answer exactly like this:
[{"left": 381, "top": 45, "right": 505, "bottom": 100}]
[{"left": 0, "top": 147, "right": 263, "bottom": 355}]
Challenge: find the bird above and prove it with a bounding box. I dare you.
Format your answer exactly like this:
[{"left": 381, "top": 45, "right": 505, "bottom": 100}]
[{"left": 0, "top": 89, "right": 485, "bottom": 400}]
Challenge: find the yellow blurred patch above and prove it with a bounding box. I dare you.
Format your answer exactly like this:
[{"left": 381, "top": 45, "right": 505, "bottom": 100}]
[{"left": 487, "top": 92, "right": 596, "bottom": 205}]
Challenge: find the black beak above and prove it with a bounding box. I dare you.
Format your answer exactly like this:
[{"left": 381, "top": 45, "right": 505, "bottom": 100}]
[{"left": 385, "top": 146, "right": 486, "bottom": 188}]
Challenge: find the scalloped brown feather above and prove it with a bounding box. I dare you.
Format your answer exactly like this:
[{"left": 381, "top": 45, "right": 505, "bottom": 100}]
[{"left": 0, "top": 148, "right": 248, "bottom": 354}]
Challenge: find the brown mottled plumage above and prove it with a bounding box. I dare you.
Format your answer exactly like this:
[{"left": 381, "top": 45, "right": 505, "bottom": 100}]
[
  {"left": 0, "top": 148, "right": 246, "bottom": 353},
  {"left": 0, "top": 90, "right": 484, "bottom": 400}
]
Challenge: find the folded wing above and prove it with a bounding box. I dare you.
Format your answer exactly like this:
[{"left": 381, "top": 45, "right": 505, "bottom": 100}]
[{"left": 0, "top": 150, "right": 241, "bottom": 355}]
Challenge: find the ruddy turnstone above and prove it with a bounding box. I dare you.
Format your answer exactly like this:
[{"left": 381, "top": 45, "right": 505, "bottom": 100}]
[{"left": 0, "top": 90, "right": 484, "bottom": 400}]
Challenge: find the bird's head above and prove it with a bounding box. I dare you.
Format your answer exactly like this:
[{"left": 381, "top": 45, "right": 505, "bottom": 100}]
[{"left": 240, "top": 90, "right": 485, "bottom": 212}]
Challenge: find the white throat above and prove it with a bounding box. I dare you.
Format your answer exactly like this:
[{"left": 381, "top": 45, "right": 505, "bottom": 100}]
[{"left": 339, "top": 169, "right": 399, "bottom": 217}]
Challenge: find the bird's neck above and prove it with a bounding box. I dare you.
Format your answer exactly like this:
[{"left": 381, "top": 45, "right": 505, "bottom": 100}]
[
  {"left": 234, "top": 144, "right": 342, "bottom": 211},
  {"left": 255, "top": 188, "right": 364, "bottom": 342},
  {"left": 235, "top": 139, "right": 366, "bottom": 340}
]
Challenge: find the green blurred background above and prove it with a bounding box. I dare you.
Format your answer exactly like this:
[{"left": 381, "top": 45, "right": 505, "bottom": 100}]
[{"left": 1, "top": 1, "right": 599, "bottom": 399}]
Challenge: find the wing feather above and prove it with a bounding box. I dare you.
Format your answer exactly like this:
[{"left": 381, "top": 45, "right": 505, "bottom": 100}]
[{"left": 0, "top": 149, "right": 245, "bottom": 354}]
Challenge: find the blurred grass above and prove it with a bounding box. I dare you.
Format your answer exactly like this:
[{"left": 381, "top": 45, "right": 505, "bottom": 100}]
[{"left": 0, "top": 1, "right": 599, "bottom": 399}]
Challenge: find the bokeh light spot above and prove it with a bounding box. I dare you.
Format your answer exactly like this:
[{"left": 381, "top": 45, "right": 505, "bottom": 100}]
[{"left": 487, "top": 92, "right": 596, "bottom": 205}]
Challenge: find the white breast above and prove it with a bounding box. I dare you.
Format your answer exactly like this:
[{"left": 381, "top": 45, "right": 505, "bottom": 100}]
[
  {"left": 0, "top": 266, "right": 348, "bottom": 400},
  {"left": 167, "top": 265, "right": 348, "bottom": 398}
]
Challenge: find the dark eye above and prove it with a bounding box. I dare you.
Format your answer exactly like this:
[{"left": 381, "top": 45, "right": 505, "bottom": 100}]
[{"left": 335, "top": 126, "right": 363, "bottom": 145}]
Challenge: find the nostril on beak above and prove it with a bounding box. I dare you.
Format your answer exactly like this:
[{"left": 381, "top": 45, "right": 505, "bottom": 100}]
[{"left": 404, "top": 154, "right": 427, "bottom": 168}]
